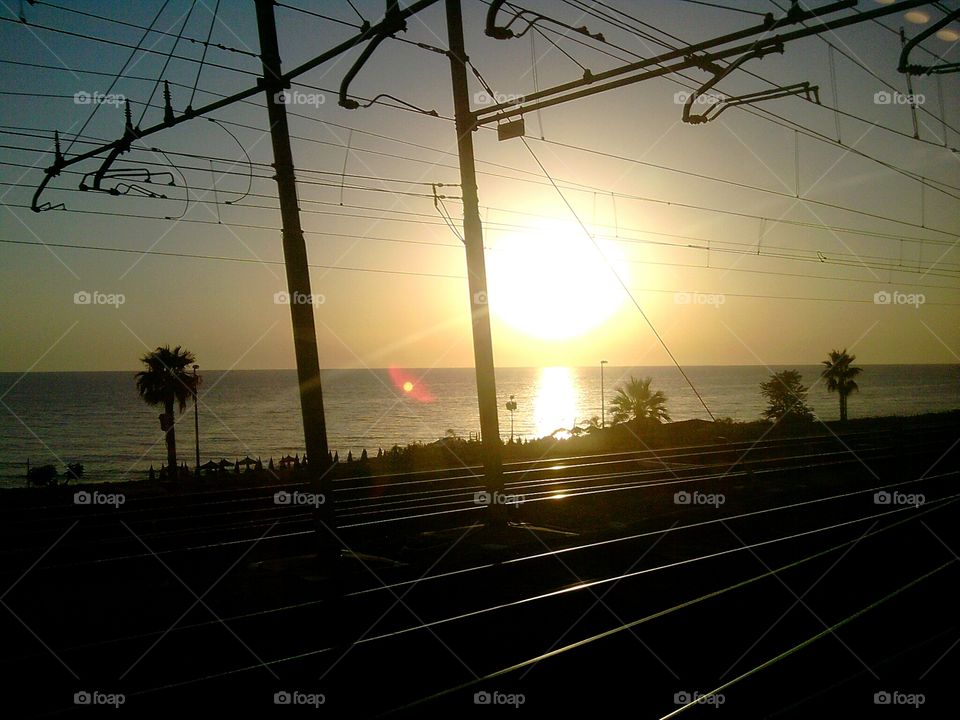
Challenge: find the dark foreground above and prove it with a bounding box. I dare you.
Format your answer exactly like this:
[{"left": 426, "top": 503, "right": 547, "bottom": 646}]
[{"left": 1, "top": 413, "right": 958, "bottom": 718}]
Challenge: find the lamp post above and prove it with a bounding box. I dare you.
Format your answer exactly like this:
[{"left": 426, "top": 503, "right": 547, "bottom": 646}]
[
  {"left": 600, "top": 360, "right": 608, "bottom": 428},
  {"left": 505, "top": 395, "right": 517, "bottom": 443},
  {"left": 192, "top": 364, "right": 200, "bottom": 476}
]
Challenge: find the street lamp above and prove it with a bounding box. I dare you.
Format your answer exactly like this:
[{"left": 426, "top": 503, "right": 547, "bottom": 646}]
[
  {"left": 505, "top": 395, "right": 517, "bottom": 443},
  {"left": 600, "top": 360, "right": 608, "bottom": 428},
  {"left": 192, "top": 364, "right": 200, "bottom": 476}
]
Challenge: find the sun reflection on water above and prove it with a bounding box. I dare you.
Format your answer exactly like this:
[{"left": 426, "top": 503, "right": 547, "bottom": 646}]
[{"left": 533, "top": 367, "right": 578, "bottom": 439}]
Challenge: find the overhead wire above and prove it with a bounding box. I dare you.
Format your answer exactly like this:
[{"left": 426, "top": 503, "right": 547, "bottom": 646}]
[{"left": 518, "top": 134, "right": 717, "bottom": 420}]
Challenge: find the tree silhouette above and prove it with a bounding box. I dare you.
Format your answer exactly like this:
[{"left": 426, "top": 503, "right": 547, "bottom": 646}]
[
  {"left": 609, "top": 376, "right": 671, "bottom": 425},
  {"left": 821, "top": 349, "right": 863, "bottom": 422},
  {"left": 135, "top": 345, "right": 198, "bottom": 476},
  {"left": 760, "top": 370, "right": 814, "bottom": 424}
]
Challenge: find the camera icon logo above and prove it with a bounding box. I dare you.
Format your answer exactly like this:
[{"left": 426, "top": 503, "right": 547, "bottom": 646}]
[
  {"left": 874, "top": 491, "right": 891, "bottom": 505},
  {"left": 273, "top": 91, "right": 290, "bottom": 105},
  {"left": 473, "top": 291, "right": 488, "bottom": 305},
  {"left": 274, "top": 491, "right": 291, "bottom": 505},
  {"left": 874, "top": 91, "right": 892, "bottom": 105},
  {"left": 74, "top": 291, "right": 92, "bottom": 305},
  {"left": 74, "top": 491, "right": 91, "bottom": 505},
  {"left": 474, "top": 691, "right": 492, "bottom": 705},
  {"left": 273, "top": 291, "right": 291, "bottom": 305},
  {"left": 73, "top": 91, "right": 92, "bottom": 105},
  {"left": 474, "top": 491, "right": 491, "bottom": 505},
  {"left": 274, "top": 690, "right": 292, "bottom": 704},
  {"left": 674, "top": 491, "right": 691, "bottom": 505},
  {"left": 73, "top": 691, "right": 91, "bottom": 705},
  {"left": 874, "top": 290, "right": 892, "bottom": 305},
  {"left": 874, "top": 691, "right": 891, "bottom": 704}
]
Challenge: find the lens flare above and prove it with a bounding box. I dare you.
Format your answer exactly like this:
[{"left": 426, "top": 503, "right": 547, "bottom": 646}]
[{"left": 388, "top": 367, "right": 435, "bottom": 403}]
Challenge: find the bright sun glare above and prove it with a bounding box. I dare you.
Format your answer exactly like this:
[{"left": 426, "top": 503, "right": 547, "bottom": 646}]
[{"left": 486, "top": 219, "right": 628, "bottom": 340}]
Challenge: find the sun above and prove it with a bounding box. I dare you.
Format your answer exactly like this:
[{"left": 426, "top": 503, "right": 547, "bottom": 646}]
[
  {"left": 485, "top": 219, "right": 628, "bottom": 340},
  {"left": 402, "top": 381, "right": 414, "bottom": 393}
]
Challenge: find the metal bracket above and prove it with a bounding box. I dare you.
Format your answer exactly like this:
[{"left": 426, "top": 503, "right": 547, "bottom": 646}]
[
  {"left": 339, "top": 1, "right": 408, "bottom": 109},
  {"left": 682, "top": 44, "right": 819, "bottom": 124},
  {"left": 484, "top": 0, "right": 604, "bottom": 41},
  {"left": 899, "top": 8, "right": 960, "bottom": 76}
]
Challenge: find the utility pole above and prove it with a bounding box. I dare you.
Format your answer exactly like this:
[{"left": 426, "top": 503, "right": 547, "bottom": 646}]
[
  {"left": 445, "top": 0, "right": 506, "bottom": 527},
  {"left": 192, "top": 363, "right": 200, "bottom": 476},
  {"left": 255, "top": 0, "right": 336, "bottom": 553},
  {"left": 600, "top": 360, "right": 607, "bottom": 428}
]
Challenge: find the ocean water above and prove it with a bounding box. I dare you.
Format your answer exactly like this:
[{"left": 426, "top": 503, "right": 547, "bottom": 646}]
[{"left": 0, "top": 365, "right": 957, "bottom": 486}]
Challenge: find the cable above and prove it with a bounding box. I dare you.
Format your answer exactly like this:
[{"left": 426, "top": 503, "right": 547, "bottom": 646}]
[
  {"left": 137, "top": 1, "right": 198, "bottom": 127},
  {"left": 0, "top": 237, "right": 466, "bottom": 280},
  {"left": 25, "top": 0, "right": 259, "bottom": 57},
  {"left": 520, "top": 135, "right": 717, "bottom": 420},
  {"left": 5, "top": 55, "right": 958, "bottom": 212},
  {"left": 190, "top": 0, "right": 222, "bottom": 109},
  {"left": 0, "top": 15, "right": 259, "bottom": 82},
  {"left": 678, "top": 0, "right": 768, "bottom": 16}
]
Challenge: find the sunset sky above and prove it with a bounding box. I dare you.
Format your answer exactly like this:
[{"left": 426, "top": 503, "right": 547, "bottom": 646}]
[{"left": 1, "top": 0, "right": 958, "bottom": 371}]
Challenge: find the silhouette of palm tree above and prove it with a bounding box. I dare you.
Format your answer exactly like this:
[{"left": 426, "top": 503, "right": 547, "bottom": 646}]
[
  {"left": 821, "top": 348, "right": 862, "bottom": 422},
  {"left": 609, "top": 376, "right": 671, "bottom": 425},
  {"left": 136, "top": 345, "right": 199, "bottom": 476}
]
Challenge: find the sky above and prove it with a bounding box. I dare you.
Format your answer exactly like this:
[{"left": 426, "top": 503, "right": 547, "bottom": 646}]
[{"left": 0, "top": 0, "right": 958, "bottom": 372}]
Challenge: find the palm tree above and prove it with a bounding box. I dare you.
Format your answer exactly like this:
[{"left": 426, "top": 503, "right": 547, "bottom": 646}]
[
  {"left": 609, "top": 376, "right": 671, "bottom": 425},
  {"left": 135, "top": 345, "right": 199, "bottom": 476},
  {"left": 821, "top": 349, "right": 862, "bottom": 422}
]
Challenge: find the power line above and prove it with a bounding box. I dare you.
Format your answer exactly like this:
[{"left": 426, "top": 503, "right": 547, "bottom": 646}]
[
  {"left": 5, "top": 154, "right": 957, "bottom": 280},
  {"left": 23, "top": 0, "right": 260, "bottom": 57},
  {"left": 4, "top": 201, "right": 956, "bottom": 292},
  {"left": 6, "top": 102, "right": 956, "bottom": 244},
  {"left": 0, "top": 15, "right": 260, "bottom": 76},
  {"left": 0, "top": 237, "right": 466, "bottom": 280},
  {"left": 520, "top": 135, "right": 717, "bottom": 421}
]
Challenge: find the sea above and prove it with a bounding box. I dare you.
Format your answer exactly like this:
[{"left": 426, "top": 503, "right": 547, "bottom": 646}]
[{"left": 0, "top": 365, "right": 957, "bottom": 487}]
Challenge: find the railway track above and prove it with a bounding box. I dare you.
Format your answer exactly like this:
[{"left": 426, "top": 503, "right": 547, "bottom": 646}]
[{"left": 1, "top": 423, "right": 957, "bottom": 717}]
